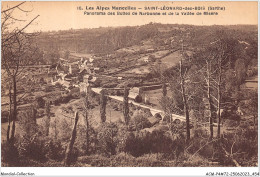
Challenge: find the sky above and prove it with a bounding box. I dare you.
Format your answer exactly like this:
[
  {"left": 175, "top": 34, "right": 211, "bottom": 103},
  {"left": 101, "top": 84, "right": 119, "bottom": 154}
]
[{"left": 1, "top": 1, "right": 258, "bottom": 32}]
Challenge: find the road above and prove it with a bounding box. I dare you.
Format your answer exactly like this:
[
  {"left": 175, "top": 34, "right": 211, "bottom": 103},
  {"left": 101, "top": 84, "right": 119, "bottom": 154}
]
[{"left": 91, "top": 88, "right": 185, "bottom": 121}]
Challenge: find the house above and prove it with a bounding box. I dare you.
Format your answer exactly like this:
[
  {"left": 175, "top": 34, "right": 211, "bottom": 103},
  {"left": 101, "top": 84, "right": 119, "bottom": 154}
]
[
  {"left": 91, "top": 87, "right": 102, "bottom": 94},
  {"left": 143, "top": 56, "right": 150, "bottom": 63},
  {"left": 68, "top": 63, "right": 80, "bottom": 75},
  {"left": 79, "top": 59, "right": 88, "bottom": 69},
  {"left": 87, "top": 63, "right": 93, "bottom": 67},
  {"left": 78, "top": 69, "right": 91, "bottom": 82},
  {"left": 89, "top": 57, "right": 94, "bottom": 63},
  {"left": 54, "top": 79, "right": 70, "bottom": 89},
  {"left": 58, "top": 73, "right": 67, "bottom": 81},
  {"left": 144, "top": 94, "right": 150, "bottom": 104},
  {"left": 64, "top": 75, "right": 72, "bottom": 82},
  {"left": 147, "top": 116, "right": 160, "bottom": 126},
  {"left": 59, "top": 57, "right": 69, "bottom": 64},
  {"left": 80, "top": 68, "right": 91, "bottom": 75},
  {"left": 56, "top": 62, "right": 68, "bottom": 74},
  {"left": 83, "top": 75, "right": 90, "bottom": 83},
  {"left": 129, "top": 92, "right": 140, "bottom": 101},
  {"left": 79, "top": 82, "right": 89, "bottom": 93},
  {"left": 45, "top": 77, "right": 53, "bottom": 84},
  {"left": 89, "top": 76, "right": 97, "bottom": 83},
  {"left": 89, "top": 77, "right": 101, "bottom": 87},
  {"left": 147, "top": 48, "right": 154, "bottom": 53},
  {"left": 129, "top": 87, "right": 143, "bottom": 102},
  {"left": 88, "top": 67, "right": 100, "bottom": 74}
]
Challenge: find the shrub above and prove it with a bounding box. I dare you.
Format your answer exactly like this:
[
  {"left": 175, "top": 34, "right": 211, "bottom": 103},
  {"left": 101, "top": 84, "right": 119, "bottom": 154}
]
[
  {"left": 76, "top": 125, "right": 98, "bottom": 156},
  {"left": 69, "top": 147, "right": 79, "bottom": 165},
  {"left": 17, "top": 134, "right": 46, "bottom": 161},
  {"left": 55, "top": 82, "right": 62, "bottom": 88},
  {"left": 97, "top": 122, "right": 118, "bottom": 156},
  {"left": 70, "top": 87, "right": 80, "bottom": 98},
  {"left": 57, "top": 118, "right": 72, "bottom": 141},
  {"left": 36, "top": 96, "right": 45, "bottom": 108},
  {"left": 62, "top": 94, "right": 72, "bottom": 103},
  {"left": 117, "top": 127, "right": 132, "bottom": 153},
  {"left": 53, "top": 94, "right": 73, "bottom": 105},
  {"left": 129, "top": 112, "right": 151, "bottom": 131},
  {"left": 77, "top": 153, "right": 174, "bottom": 167},
  {"left": 221, "top": 128, "right": 257, "bottom": 166},
  {"left": 45, "top": 85, "right": 53, "bottom": 92},
  {"left": 224, "top": 119, "right": 240, "bottom": 128},
  {"left": 102, "top": 82, "right": 118, "bottom": 88},
  {"left": 141, "top": 108, "right": 153, "bottom": 117},
  {"left": 37, "top": 109, "right": 45, "bottom": 118},
  {"left": 134, "top": 95, "right": 142, "bottom": 103},
  {"left": 54, "top": 97, "right": 62, "bottom": 106},
  {"left": 44, "top": 139, "right": 64, "bottom": 161},
  {"left": 1, "top": 111, "right": 9, "bottom": 123},
  {"left": 182, "top": 154, "right": 212, "bottom": 167},
  {"left": 193, "top": 127, "right": 209, "bottom": 139},
  {"left": 116, "top": 90, "right": 122, "bottom": 96},
  {"left": 119, "top": 130, "right": 178, "bottom": 157},
  {"left": 149, "top": 55, "right": 156, "bottom": 62},
  {"left": 1, "top": 141, "right": 19, "bottom": 166},
  {"left": 40, "top": 78, "right": 46, "bottom": 84},
  {"left": 17, "top": 109, "right": 39, "bottom": 137}
]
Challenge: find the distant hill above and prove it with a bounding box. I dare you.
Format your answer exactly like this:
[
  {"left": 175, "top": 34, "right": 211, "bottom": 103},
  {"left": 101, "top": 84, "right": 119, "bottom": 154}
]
[{"left": 35, "top": 23, "right": 257, "bottom": 55}]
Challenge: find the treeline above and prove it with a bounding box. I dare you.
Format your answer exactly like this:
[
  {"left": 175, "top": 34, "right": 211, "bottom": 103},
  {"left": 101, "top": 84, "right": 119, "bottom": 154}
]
[
  {"left": 34, "top": 23, "right": 257, "bottom": 55},
  {"left": 29, "top": 23, "right": 257, "bottom": 67},
  {"left": 35, "top": 23, "right": 159, "bottom": 54}
]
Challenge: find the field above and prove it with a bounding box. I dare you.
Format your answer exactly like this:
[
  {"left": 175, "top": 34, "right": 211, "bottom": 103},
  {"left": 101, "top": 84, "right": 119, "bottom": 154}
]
[
  {"left": 123, "top": 65, "right": 150, "bottom": 74},
  {"left": 70, "top": 52, "right": 92, "bottom": 58},
  {"left": 143, "top": 88, "right": 167, "bottom": 109},
  {"left": 160, "top": 51, "right": 183, "bottom": 68},
  {"left": 150, "top": 50, "right": 170, "bottom": 59}
]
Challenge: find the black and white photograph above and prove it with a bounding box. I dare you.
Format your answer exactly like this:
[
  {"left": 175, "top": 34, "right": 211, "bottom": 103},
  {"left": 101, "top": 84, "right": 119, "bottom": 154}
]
[{"left": 1, "top": 1, "right": 258, "bottom": 174}]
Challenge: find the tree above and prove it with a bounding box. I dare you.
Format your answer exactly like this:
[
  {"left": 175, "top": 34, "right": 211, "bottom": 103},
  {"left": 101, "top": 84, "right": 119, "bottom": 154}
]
[
  {"left": 192, "top": 48, "right": 216, "bottom": 139},
  {"left": 82, "top": 86, "right": 91, "bottom": 154},
  {"left": 160, "top": 48, "right": 193, "bottom": 142},
  {"left": 43, "top": 50, "right": 60, "bottom": 65},
  {"left": 64, "top": 50, "right": 70, "bottom": 60},
  {"left": 123, "top": 86, "right": 130, "bottom": 125},
  {"left": 64, "top": 111, "right": 79, "bottom": 166},
  {"left": 179, "top": 59, "right": 190, "bottom": 142},
  {"left": 44, "top": 100, "right": 51, "bottom": 136},
  {"left": 18, "top": 107, "right": 38, "bottom": 137},
  {"left": 159, "top": 95, "right": 181, "bottom": 139},
  {"left": 162, "top": 81, "right": 167, "bottom": 97},
  {"left": 193, "top": 32, "right": 235, "bottom": 139},
  {"left": 100, "top": 89, "right": 107, "bottom": 123},
  {"left": 1, "top": 2, "right": 39, "bottom": 141},
  {"left": 97, "top": 122, "right": 118, "bottom": 156},
  {"left": 234, "top": 58, "right": 247, "bottom": 87},
  {"left": 246, "top": 91, "right": 258, "bottom": 131},
  {"left": 6, "top": 80, "right": 12, "bottom": 141},
  {"left": 206, "top": 60, "right": 214, "bottom": 140},
  {"left": 148, "top": 55, "right": 156, "bottom": 62},
  {"left": 213, "top": 36, "right": 232, "bottom": 138}
]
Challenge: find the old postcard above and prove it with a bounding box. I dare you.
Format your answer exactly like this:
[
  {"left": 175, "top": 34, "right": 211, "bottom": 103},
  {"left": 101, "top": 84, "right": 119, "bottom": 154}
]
[{"left": 1, "top": 1, "right": 258, "bottom": 176}]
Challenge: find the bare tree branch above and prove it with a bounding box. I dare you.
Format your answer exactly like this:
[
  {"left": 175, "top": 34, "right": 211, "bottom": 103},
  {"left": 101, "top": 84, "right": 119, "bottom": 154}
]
[{"left": 1, "top": 2, "right": 26, "bottom": 13}]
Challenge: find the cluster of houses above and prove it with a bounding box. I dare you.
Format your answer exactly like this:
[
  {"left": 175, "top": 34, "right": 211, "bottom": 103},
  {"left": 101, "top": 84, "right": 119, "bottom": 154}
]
[
  {"left": 42, "top": 52, "right": 171, "bottom": 105},
  {"left": 48, "top": 56, "right": 100, "bottom": 91}
]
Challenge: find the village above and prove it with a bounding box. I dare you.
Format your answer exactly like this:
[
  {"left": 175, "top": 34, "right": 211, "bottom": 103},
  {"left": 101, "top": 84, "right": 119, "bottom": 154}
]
[
  {"left": 1, "top": 41, "right": 186, "bottom": 138},
  {"left": 2, "top": 22, "right": 256, "bottom": 138},
  {"left": 1, "top": 4, "right": 258, "bottom": 167}
]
